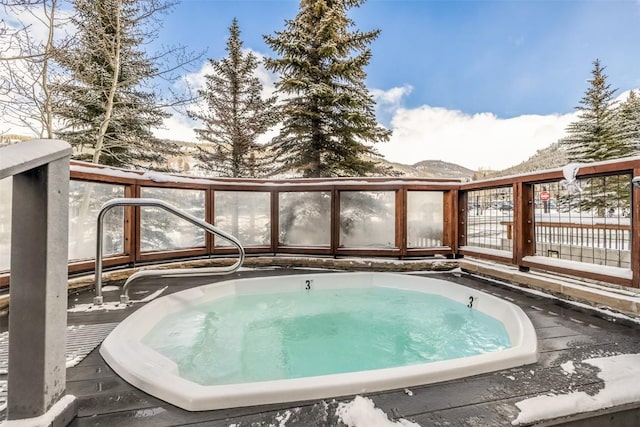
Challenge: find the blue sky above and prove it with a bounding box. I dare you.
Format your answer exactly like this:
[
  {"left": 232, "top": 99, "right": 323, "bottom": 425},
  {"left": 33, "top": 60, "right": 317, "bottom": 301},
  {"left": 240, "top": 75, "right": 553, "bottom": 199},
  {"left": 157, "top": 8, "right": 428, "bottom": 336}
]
[
  {"left": 3, "top": 0, "right": 639, "bottom": 170},
  {"left": 160, "top": 0, "right": 640, "bottom": 118},
  {"left": 152, "top": 0, "right": 640, "bottom": 170}
]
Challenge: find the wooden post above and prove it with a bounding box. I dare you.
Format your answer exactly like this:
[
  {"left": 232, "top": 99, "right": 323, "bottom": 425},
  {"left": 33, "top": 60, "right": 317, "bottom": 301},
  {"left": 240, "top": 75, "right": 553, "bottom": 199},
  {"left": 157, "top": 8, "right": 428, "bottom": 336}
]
[
  {"left": 396, "top": 188, "right": 406, "bottom": 257},
  {"left": 124, "top": 184, "right": 136, "bottom": 265},
  {"left": 132, "top": 181, "right": 142, "bottom": 264},
  {"left": 331, "top": 189, "right": 340, "bottom": 256},
  {"left": 514, "top": 182, "right": 535, "bottom": 270},
  {"left": 632, "top": 169, "right": 640, "bottom": 288},
  {"left": 271, "top": 190, "right": 279, "bottom": 254},
  {"left": 456, "top": 190, "right": 467, "bottom": 253},
  {"left": 205, "top": 187, "right": 214, "bottom": 254}
]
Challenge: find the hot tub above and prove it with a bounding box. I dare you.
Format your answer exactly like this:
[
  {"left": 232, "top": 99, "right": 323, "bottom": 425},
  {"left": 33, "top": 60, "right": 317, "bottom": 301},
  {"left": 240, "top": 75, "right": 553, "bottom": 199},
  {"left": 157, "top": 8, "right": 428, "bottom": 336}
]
[{"left": 100, "top": 272, "right": 538, "bottom": 411}]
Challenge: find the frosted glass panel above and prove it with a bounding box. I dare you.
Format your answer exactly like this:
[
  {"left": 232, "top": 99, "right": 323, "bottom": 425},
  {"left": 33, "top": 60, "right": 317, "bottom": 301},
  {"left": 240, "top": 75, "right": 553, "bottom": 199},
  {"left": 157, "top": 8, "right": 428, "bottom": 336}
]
[
  {"left": 0, "top": 178, "right": 12, "bottom": 271},
  {"left": 69, "top": 180, "right": 125, "bottom": 261},
  {"left": 140, "top": 187, "right": 206, "bottom": 252},
  {"left": 279, "top": 192, "right": 331, "bottom": 246},
  {"left": 339, "top": 191, "right": 395, "bottom": 248},
  {"left": 407, "top": 191, "right": 444, "bottom": 247},
  {"left": 214, "top": 191, "right": 270, "bottom": 246}
]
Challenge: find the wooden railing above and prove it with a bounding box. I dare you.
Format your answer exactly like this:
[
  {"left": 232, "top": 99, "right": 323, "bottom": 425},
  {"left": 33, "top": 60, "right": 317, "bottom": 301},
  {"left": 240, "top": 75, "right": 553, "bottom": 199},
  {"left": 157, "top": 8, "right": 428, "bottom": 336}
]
[
  {"left": 501, "top": 220, "right": 631, "bottom": 250},
  {"left": 1, "top": 154, "right": 639, "bottom": 289},
  {"left": 458, "top": 156, "right": 640, "bottom": 287}
]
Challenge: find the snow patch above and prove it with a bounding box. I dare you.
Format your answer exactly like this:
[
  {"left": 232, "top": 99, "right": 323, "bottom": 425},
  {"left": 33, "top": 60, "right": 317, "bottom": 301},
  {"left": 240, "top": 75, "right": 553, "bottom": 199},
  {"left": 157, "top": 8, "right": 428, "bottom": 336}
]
[
  {"left": 512, "top": 353, "right": 640, "bottom": 425},
  {"left": 460, "top": 245, "right": 511, "bottom": 258},
  {"left": 522, "top": 256, "right": 633, "bottom": 280},
  {"left": 67, "top": 286, "right": 166, "bottom": 312},
  {"left": 72, "top": 162, "right": 456, "bottom": 187},
  {"left": 101, "top": 286, "right": 119, "bottom": 292},
  {"left": 337, "top": 396, "right": 419, "bottom": 427},
  {"left": 67, "top": 302, "right": 128, "bottom": 312},
  {"left": 65, "top": 354, "right": 84, "bottom": 368},
  {"left": 142, "top": 171, "right": 173, "bottom": 183},
  {"left": 560, "top": 361, "right": 575, "bottom": 375},
  {"left": 137, "top": 286, "right": 168, "bottom": 302},
  {"left": 274, "top": 410, "right": 292, "bottom": 427}
]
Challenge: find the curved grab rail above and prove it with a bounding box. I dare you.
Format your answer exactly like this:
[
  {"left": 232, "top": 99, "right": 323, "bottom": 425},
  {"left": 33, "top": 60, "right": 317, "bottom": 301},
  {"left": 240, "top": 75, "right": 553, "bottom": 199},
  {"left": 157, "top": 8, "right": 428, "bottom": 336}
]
[{"left": 94, "top": 198, "right": 245, "bottom": 305}]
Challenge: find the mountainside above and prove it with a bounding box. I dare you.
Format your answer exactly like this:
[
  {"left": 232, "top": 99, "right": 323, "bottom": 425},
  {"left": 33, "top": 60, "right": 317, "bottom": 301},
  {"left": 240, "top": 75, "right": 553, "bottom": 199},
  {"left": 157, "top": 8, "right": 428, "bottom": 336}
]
[
  {"left": 103, "top": 140, "right": 573, "bottom": 180},
  {"left": 482, "top": 142, "right": 568, "bottom": 178},
  {"left": 2, "top": 134, "right": 568, "bottom": 180},
  {"left": 377, "top": 144, "right": 567, "bottom": 180},
  {"left": 381, "top": 159, "right": 475, "bottom": 180}
]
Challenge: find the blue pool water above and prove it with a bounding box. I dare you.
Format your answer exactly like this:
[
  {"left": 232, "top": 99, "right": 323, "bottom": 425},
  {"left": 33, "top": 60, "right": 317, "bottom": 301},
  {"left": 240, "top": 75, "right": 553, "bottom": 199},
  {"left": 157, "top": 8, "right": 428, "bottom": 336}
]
[{"left": 142, "top": 287, "right": 511, "bottom": 386}]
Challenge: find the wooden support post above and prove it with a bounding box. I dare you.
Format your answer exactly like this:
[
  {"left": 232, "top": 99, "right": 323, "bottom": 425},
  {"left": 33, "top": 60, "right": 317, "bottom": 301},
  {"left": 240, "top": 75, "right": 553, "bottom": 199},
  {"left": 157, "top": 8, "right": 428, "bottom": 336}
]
[
  {"left": 271, "top": 190, "right": 279, "bottom": 254},
  {"left": 331, "top": 189, "right": 340, "bottom": 257},
  {"left": 514, "top": 182, "right": 535, "bottom": 269},
  {"left": 456, "top": 190, "right": 467, "bottom": 253},
  {"left": 396, "top": 188, "right": 406, "bottom": 257},
  {"left": 632, "top": 169, "right": 640, "bottom": 288},
  {"left": 123, "top": 184, "right": 136, "bottom": 264},
  {"left": 205, "top": 187, "right": 214, "bottom": 254}
]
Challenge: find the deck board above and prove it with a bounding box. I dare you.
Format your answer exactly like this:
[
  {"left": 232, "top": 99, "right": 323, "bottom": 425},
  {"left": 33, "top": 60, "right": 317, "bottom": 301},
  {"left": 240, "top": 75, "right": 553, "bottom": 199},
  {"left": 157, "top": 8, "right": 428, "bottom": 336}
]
[{"left": 12, "top": 269, "right": 640, "bottom": 425}]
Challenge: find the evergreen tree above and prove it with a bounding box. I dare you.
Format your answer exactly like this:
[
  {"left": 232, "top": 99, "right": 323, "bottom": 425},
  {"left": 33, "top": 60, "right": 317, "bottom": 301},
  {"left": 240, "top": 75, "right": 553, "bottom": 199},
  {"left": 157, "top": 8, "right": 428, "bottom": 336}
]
[
  {"left": 188, "top": 18, "right": 279, "bottom": 177},
  {"left": 560, "top": 60, "right": 637, "bottom": 216},
  {"left": 52, "top": 0, "right": 178, "bottom": 169},
  {"left": 562, "top": 59, "right": 634, "bottom": 162},
  {"left": 616, "top": 90, "right": 640, "bottom": 152},
  {"left": 264, "top": 0, "right": 391, "bottom": 178}
]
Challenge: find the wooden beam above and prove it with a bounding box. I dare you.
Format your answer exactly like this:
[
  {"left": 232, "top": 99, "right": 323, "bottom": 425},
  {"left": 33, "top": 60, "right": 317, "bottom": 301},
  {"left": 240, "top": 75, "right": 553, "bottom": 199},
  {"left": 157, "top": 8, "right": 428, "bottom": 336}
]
[{"left": 633, "top": 168, "right": 640, "bottom": 288}]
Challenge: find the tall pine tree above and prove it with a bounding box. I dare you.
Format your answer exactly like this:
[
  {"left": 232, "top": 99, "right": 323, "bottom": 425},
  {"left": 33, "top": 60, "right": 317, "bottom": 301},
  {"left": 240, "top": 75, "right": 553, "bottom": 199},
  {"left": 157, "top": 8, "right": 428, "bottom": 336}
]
[
  {"left": 53, "top": 0, "right": 176, "bottom": 169},
  {"left": 188, "top": 18, "right": 279, "bottom": 178},
  {"left": 561, "top": 60, "right": 637, "bottom": 216},
  {"left": 562, "top": 59, "right": 634, "bottom": 162},
  {"left": 616, "top": 90, "right": 640, "bottom": 153},
  {"left": 264, "top": 0, "right": 391, "bottom": 178}
]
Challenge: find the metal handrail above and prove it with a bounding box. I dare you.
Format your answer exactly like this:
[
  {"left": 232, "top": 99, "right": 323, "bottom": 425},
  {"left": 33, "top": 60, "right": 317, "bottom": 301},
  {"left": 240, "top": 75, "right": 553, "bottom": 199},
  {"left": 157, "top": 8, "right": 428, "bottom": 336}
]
[{"left": 94, "top": 198, "right": 245, "bottom": 305}]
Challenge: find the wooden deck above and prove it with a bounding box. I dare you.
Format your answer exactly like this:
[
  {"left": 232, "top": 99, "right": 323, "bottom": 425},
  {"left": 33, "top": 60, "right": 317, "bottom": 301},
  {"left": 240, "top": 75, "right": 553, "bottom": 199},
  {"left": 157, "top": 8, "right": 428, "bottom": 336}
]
[{"left": 6, "top": 268, "right": 640, "bottom": 426}]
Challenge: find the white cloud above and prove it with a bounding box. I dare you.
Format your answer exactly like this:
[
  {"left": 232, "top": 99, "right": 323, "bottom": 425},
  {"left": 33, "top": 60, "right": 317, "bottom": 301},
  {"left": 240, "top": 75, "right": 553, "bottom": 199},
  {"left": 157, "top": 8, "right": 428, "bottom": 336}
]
[
  {"left": 154, "top": 114, "right": 197, "bottom": 142},
  {"left": 376, "top": 100, "right": 576, "bottom": 171},
  {"left": 164, "top": 78, "right": 578, "bottom": 171},
  {"left": 372, "top": 85, "right": 413, "bottom": 125},
  {"left": 372, "top": 85, "right": 413, "bottom": 110}
]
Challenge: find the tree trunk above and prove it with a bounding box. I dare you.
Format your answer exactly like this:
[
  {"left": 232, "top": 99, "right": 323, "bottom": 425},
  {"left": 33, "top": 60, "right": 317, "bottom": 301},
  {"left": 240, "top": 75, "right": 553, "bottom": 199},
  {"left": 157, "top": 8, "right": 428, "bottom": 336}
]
[{"left": 93, "top": 0, "right": 123, "bottom": 164}]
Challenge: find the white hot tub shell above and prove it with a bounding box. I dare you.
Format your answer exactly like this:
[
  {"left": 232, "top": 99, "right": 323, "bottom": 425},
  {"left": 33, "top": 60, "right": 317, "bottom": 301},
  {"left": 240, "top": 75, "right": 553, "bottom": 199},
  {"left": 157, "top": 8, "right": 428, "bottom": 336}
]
[{"left": 100, "top": 272, "right": 538, "bottom": 411}]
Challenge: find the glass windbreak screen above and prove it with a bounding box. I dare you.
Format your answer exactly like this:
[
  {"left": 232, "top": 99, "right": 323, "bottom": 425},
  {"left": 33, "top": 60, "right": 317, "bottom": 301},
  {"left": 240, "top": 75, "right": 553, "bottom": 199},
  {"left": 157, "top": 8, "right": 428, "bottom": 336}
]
[
  {"left": 214, "top": 191, "right": 270, "bottom": 246},
  {"left": 140, "top": 187, "right": 206, "bottom": 252},
  {"left": 0, "top": 178, "right": 12, "bottom": 270},
  {"left": 465, "top": 187, "right": 514, "bottom": 253},
  {"left": 407, "top": 191, "right": 444, "bottom": 248},
  {"left": 533, "top": 174, "right": 631, "bottom": 268},
  {"left": 339, "top": 191, "right": 395, "bottom": 248},
  {"left": 279, "top": 191, "right": 331, "bottom": 246},
  {"left": 69, "top": 180, "right": 125, "bottom": 261}
]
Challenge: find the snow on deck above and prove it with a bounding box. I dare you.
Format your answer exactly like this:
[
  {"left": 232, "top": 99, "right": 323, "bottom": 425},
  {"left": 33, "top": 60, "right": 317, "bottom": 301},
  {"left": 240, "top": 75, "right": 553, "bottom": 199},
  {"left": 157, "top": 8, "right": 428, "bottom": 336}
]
[{"left": 512, "top": 353, "right": 640, "bottom": 425}]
